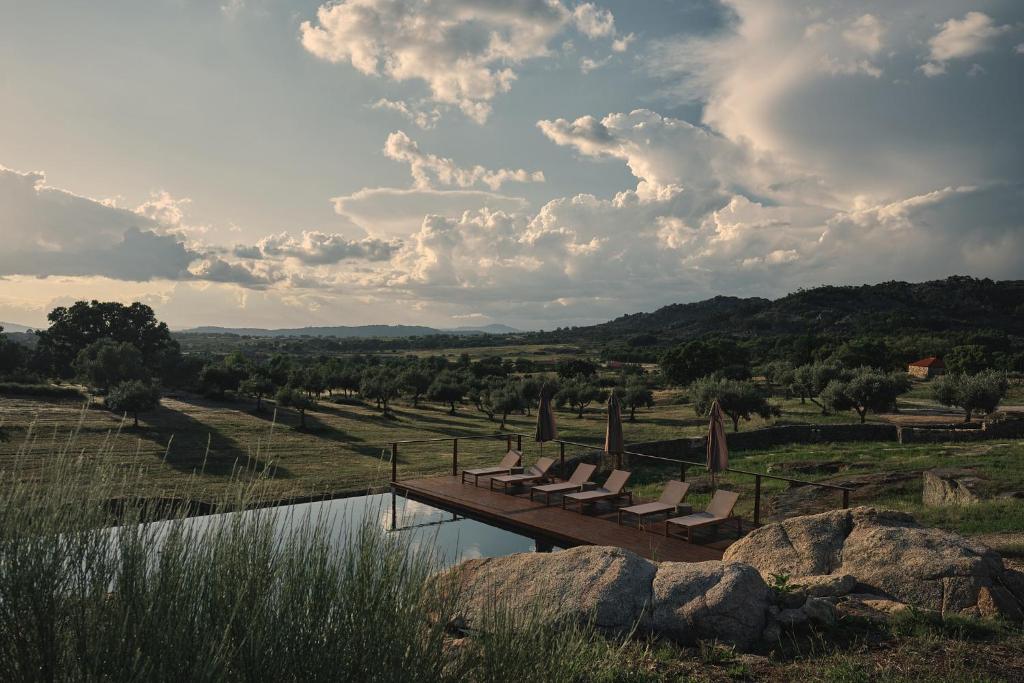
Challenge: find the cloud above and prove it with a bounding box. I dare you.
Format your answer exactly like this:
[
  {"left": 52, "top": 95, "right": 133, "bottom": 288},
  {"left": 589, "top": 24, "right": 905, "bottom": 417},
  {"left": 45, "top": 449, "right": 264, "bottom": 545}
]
[
  {"left": 299, "top": 0, "right": 623, "bottom": 122},
  {"left": 133, "top": 190, "right": 209, "bottom": 236},
  {"left": 537, "top": 109, "right": 814, "bottom": 204},
  {"left": 370, "top": 98, "right": 441, "bottom": 130},
  {"left": 573, "top": 3, "right": 615, "bottom": 39},
  {"left": 332, "top": 186, "right": 531, "bottom": 237},
  {"left": 255, "top": 231, "right": 401, "bottom": 264},
  {"left": 580, "top": 55, "right": 612, "bottom": 74},
  {"left": 612, "top": 33, "right": 635, "bottom": 53},
  {"left": 383, "top": 131, "right": 544, "bottom": 191},
  {"left": 189, "top": 255, "right": 276, "bottom": 287},
  {"left": 233, "top": 244, "right": 263, "bottom": 259},
  {"left": 923, "top": 11, "right": 1013, "bottom": 76},
  {"left": 644, "top": 1, "right": 1024, "bottom": 202},
  {"left": 0, "top": 165, "right": 198, "bottom": 281}
]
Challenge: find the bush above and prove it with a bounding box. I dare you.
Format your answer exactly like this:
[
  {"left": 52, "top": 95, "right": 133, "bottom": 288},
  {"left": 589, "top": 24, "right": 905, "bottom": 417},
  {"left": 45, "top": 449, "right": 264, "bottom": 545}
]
[{"left": 0, "top": 382, "right": 85, "bottom": 399}]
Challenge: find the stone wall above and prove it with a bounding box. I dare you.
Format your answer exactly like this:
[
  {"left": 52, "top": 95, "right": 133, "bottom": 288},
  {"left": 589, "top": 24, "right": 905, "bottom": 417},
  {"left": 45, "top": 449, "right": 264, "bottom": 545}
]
[{"left": 628, "top": 423, "right": 899, "bottom": 460}]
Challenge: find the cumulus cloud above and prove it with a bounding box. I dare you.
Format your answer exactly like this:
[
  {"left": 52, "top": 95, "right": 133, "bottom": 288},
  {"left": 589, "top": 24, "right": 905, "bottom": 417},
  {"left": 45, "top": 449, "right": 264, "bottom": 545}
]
[
  {"left": 189, "top": 255, "right": 277, "bottom": 287},
  {"left": 332, "top": 186, "right": 530, "bottom": 237},
  {"left": 922, "top": 11, "right": 1013, "bottom": 76},
  {"left": 133, "top": 190, "right": 209, "bottom": 236},
  {"left": 572, "top": 3, "right": 615, "bottom": 39},
  {"left": 0, "top": 165, "right": 198, "bottom": 281},
  {"left": 537, "top": 109, "right": 818, "bottom": 205},
  {"left": 645, "top": 1, "right": 1024, "bottom": 202},
  {"left": 299, "top": 0, "right": 623, "bottom": 122},
  {"left": 255, "top": 231, "right": 401, "bottom": 264},
  {"left": 370, "top": 98, "right": 441, "bottom": 130},
  {"left": 384, "top": 131, "right": 544, "bottom": 191}
]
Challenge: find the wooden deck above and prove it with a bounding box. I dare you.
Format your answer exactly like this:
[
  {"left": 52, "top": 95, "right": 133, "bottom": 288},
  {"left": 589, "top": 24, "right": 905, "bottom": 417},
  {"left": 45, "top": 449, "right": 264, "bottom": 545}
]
[{"left": 392, "top": 475, "right": 731, "bottom": 563}]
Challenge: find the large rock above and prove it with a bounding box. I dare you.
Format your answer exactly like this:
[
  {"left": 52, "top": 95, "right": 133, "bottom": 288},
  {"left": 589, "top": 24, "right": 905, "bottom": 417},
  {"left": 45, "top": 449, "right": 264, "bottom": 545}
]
[
  {"left": 440, "top": 547, "right": 776, "bottom": 649},
  {"left": 651, "top": 561, "right": 770, "bottom": 649},
  {"left": 440, "top": 545, "right": 656, "bottom": 633},
  {"left": 791, "top": 573, "right": 856, "bottom": 598},
  {"left": 922, "top": 469, "right": 984, "bottom": 506},
  {"left": 724, "top": 506, "right": 1024, "bottom": 620}
]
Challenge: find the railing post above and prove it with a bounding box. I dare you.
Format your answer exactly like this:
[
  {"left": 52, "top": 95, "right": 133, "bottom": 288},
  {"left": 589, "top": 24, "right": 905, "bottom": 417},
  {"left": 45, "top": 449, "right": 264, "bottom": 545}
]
[
  {"left": 559, "top": 442, "right": 565, "bottom": 478},
  {"left": 516, "top": 434, "right": 522, "bottom": 451},
  {"left": 452, "top": 438, "right": 458, "bottom": 476},
  {"left": 754, "top": 474, "right": 762, "bottom": 527},
  {"left": 506, "top": 435, "right": 512, "bottom": 452},
  {"left": 391, "top": 442, "right": 398, "bottom": 483},
  {"left": 680, "top": 463, "right": 687, "bottom": 482},
  {"left": 842, "top": 488, "right": 850, "bottom": 509}
]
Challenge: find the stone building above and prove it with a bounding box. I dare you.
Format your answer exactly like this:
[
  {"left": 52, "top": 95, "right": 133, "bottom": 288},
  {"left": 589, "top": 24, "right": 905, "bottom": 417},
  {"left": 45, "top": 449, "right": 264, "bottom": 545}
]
[{"left": 908, "top": 356, "right": 945, "bottom": 379}]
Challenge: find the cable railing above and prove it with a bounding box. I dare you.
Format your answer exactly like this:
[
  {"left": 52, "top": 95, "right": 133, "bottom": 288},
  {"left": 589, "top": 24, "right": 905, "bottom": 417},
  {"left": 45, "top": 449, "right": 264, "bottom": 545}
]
[{"left": 386, "top": 431, "right": 854, "bottom": 527}]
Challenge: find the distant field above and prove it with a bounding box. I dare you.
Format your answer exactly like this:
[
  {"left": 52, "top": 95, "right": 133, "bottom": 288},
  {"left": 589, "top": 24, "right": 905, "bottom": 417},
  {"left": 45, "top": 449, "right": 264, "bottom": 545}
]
[{"left": 2, "top": 391, "right": 1022, "bottom": 540}]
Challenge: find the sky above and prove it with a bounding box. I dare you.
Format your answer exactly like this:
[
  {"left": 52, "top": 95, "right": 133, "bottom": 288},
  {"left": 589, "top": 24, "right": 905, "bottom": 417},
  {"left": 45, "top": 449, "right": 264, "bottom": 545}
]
[{"left": 1, "top": 0, "right": 1022, "bottom": 331}]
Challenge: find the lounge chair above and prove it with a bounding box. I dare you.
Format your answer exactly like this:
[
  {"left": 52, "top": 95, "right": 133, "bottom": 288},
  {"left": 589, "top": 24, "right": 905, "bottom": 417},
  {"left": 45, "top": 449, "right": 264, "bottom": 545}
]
[
  {"left": 529, "top": 463, "right": 597, "bottom": 505},
  {"left": 562, "top": 470, "right": 633, "bottom": 513},
  {"left": 461, "top": 450, "right": 522, "bottom": 486},
  {"left": 616, "top": 480, "right": 690, "bottom": 528},
  {"left": 490, "top": 457, "right": 555, "bottom": 493},
  {"left": 664, "top": 490, "right": 741, "bottom": 542}
]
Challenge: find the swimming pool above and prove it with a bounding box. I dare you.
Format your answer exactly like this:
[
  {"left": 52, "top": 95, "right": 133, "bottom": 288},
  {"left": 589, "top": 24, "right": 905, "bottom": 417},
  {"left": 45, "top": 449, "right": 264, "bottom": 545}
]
[{"left": 137, "top": 491, "right": 560, "bottom": 568}]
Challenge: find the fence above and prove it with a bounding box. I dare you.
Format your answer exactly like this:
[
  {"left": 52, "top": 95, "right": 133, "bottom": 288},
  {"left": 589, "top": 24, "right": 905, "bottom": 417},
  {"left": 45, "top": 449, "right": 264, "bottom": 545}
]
[{"left": 388, "top": 431, "right": 853, "bottom": 528}]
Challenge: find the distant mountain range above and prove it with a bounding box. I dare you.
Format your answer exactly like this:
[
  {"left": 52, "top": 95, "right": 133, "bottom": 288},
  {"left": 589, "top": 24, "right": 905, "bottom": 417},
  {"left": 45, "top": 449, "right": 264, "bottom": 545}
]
[
  {"left": 543, "top": 276, "right": 1024, "bottom": 343},
  {"left": 0, "top": 321, "right": 34, "bottom": 333},
  {"left": 176, "top": 323, "right": 521, "bottom": 338}
]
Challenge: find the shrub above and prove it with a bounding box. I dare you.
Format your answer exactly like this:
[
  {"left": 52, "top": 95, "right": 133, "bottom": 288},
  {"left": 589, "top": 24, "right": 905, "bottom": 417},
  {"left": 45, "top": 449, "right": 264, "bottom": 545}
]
[{"left": 0, "top": 382, "right": 85, "bottom": 399}]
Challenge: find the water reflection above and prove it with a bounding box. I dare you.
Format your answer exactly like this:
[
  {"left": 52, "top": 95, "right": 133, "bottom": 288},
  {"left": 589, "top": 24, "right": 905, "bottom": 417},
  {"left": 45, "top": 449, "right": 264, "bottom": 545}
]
[{"left": 139, "top": 492, "right": 558, "bottom": 569}]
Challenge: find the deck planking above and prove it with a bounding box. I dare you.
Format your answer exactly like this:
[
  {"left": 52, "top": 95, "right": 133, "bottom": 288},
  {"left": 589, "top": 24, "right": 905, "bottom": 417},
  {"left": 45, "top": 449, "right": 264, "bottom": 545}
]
[{"left": 392, "top": 475, "right": 728, "bottom": 563}]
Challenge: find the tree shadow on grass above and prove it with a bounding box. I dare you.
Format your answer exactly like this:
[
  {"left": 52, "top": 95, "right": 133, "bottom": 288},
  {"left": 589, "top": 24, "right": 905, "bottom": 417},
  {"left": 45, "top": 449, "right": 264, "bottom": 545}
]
[{"left": 151, "top": 400, "right": 292, "bottom": 479}]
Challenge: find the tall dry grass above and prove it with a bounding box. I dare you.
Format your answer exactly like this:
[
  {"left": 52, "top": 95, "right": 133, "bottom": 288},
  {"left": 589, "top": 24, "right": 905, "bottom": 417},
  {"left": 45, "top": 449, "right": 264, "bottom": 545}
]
[{"left": 0, "top": 415, "right": 636, "bottom": 682}]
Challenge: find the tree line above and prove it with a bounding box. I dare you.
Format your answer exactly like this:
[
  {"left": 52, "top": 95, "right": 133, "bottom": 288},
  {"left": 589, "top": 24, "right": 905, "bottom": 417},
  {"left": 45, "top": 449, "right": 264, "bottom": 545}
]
[{"left": 0, "top": 301, "right": 659, "bottom": 429}]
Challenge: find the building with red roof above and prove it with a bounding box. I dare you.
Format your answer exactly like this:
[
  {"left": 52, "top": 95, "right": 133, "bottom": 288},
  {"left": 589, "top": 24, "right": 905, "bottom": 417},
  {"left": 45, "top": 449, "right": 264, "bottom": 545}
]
[{"left": 908, "top": 356, "right": 945, "bottom": 379}]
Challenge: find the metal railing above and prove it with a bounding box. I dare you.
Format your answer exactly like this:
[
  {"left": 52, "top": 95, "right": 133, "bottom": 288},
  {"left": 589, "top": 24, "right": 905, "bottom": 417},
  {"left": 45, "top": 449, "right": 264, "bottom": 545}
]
[{"left": 387, "top": 431, "right": 853, "bottom": 528}]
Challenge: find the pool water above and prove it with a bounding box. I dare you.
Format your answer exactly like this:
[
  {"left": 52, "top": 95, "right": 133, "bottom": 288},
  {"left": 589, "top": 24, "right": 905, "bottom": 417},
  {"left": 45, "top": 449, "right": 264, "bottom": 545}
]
[{"left": 140, "top": 492, "right": 558, "bottom": 569}]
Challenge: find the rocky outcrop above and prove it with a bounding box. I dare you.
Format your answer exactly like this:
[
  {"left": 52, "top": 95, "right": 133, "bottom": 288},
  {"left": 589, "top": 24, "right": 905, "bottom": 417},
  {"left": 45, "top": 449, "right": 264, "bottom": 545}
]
[
  {"left": 651, "top": 561, "right": 769, "bottom": 649},
  {"left": 439, "top": 546, "right": 817, "bottom": 650},
  {"left": 724, "top": 506, "right": 1024, "bottom": 621},
  {"left": 441, "top": 545, "right": 656, "bottom": 633},
  {"left": 922, "top": 469, "right": 984, "bottom": 506},
  {"left": 791, "top": 573, "right": 856, "bottom": 598}
]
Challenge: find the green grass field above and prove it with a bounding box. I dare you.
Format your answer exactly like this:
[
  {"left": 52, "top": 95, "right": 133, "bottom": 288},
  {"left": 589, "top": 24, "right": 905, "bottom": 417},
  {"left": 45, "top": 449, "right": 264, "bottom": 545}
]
[{"left": 2, "top": 389, "right": 1022, "bottom": 540}]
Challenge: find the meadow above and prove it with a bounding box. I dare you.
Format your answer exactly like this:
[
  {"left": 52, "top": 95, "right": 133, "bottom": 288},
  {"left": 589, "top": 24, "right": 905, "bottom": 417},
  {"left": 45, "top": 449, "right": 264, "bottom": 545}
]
[
  {"left": 2, "top": 385, "right": 1022, "bottom": 545},
  {"left": 2, "top": 418, "right": 1023, "bottom": 682}
]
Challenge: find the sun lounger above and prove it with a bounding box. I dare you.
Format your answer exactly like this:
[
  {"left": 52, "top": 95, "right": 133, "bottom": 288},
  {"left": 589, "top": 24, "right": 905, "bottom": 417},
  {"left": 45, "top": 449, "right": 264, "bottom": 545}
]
[
  {"left": 617, "top": 480, "right": 690, "bottom": 528},
  {"left": 490, "top": 457, "right": 555, "bottom": 493},
  {"left": 664, "top": 490, "right": 741, "bottom": 541},
  {"left": 529, "top": 463, "right": 597, "bottom": 505},
  {"left": 562, "top": 470, "right": 632, "bottom": 513},
  {"left": 461, "top": 450, "right": 522, "bottom": 486}
]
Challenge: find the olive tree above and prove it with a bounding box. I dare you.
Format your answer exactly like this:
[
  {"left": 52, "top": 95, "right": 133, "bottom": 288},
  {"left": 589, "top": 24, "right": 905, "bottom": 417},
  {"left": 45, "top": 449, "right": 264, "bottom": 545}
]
[
  {"left": 555, "top": 379, "right": 607, "bottom": 418},
  {"left": 617, "top": 379, "right": 655, "bottom": 421},
  {"left": 275, "top": 386, "right": 313, "bottom": 428},
  {"left": 106, "top": 380, "right": 160, "bottom": 428},
  {"left": 931, "top": 370, "right": 1008, "bottom": 422},
  {"left": 821, "top": 368, "right": 909, "bottom": 423},
  {"left": 690, "top": 376, "right": 776, "bottom": 432}
]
